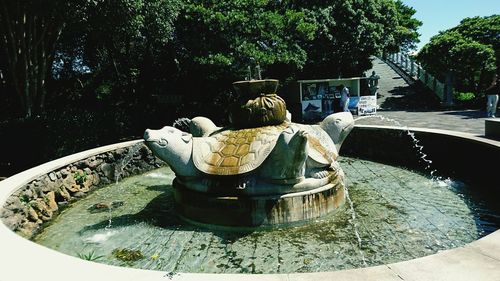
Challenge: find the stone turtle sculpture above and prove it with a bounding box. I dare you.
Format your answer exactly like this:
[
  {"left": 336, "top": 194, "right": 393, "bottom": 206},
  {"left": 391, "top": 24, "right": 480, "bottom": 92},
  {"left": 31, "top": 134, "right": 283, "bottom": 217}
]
[
  {"left": 144, "top": 112, "right": 354, "bottom": 196},
  {"left": 144, "top": 78, "right": 354, "bottom": 227}
]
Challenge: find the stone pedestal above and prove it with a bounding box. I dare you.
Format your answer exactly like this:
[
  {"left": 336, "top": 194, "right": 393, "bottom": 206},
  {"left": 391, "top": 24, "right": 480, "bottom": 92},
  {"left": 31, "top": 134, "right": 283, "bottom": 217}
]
[{"left": 173, "top": 178, "right": 346, "bottom": 228}]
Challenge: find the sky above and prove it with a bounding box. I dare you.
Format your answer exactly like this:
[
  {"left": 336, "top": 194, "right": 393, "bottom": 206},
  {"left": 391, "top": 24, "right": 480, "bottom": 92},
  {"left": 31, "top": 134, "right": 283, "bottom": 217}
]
[{"left": 401, "top": 0, "right": 500, "bottom": 51}]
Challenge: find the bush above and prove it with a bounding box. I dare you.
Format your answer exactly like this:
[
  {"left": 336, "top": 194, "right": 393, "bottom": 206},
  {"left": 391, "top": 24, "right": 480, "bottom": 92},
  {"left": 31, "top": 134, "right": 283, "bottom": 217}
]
[{"left": 454, "top": 91, "right": 476, "bottom": 102}]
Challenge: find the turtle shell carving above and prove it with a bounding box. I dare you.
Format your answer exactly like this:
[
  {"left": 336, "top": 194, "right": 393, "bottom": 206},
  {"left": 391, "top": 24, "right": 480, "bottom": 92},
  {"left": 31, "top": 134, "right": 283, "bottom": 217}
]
[{"left": 193, "top": 123, "right": 289, "bottom": 175}]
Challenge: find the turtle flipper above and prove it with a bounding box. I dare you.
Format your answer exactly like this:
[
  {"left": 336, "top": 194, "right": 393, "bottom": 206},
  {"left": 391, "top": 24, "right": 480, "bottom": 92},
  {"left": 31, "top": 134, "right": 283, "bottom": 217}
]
[
  {"left": 259, "top": 128, "right": 308, "bottom": 180},
  {"left": 284, "top": 129, "right": 308, "bottom": 178}
]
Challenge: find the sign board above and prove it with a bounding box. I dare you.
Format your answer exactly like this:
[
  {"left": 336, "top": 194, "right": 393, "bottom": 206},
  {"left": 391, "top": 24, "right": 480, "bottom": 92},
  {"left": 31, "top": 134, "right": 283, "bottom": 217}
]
[
  {"left": 297, "top": 77, "right": 362, "bottom": 122},
  {"left": 301, "top": 100, "right": 324, "bottom": 121},
  {"left": 357, "top": 96, "right": 377, "bottom": 115}
]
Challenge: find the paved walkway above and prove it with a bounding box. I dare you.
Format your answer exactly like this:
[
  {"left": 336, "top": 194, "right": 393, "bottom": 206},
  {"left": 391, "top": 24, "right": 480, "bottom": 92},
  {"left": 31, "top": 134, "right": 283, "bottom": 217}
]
[{"left": 355, "top": 57, "right": 490, "bottom": 136}]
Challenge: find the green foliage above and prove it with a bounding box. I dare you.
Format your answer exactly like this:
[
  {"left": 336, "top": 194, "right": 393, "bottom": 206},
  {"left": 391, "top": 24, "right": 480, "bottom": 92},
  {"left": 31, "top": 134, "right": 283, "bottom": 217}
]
[
  {"left": 74, "top": 171, "right": 88, "bottom": 186},
  {"left": 389, "top": 0, "right": 422, "bottom": 52},
  {"left": 19, "top": 194, "right": 31, "bottom": 205},
  {"left": 77, "top": 250, "right": 104, "bottom": 261},
  {"left": 177, "top": 1, "right": 316, "bottom": 77},
  {"left": 417, "top": 15, "right": 499, "bottom": 93},
  {"left": 2, "top": 0, "right": 422, "bottom": 123},
  {"left": 454, "top": 92, "right": 476, "bottom": 102},
  {"left": 55, "top": 0, "right": 182, "bottom": 102},
  {"left": 295, "top": 0, "right": 405, "bottom": 78}
]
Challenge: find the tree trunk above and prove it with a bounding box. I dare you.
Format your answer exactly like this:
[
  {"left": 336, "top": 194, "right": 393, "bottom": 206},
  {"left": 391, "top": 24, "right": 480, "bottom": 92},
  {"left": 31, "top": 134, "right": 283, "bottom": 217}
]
[{"left": 0, "top": 0, "right": 64, "bottom": 118}]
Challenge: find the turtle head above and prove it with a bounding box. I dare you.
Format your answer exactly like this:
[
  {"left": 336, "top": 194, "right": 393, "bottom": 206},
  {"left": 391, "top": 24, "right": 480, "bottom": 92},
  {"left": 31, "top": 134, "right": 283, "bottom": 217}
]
[
  {"left": 190, "top": 116, "right": 219, "bottom": 137},
  {"left": 320, "top": 112, "right": 354, "bottom": 152},
  {"left": 144, "top": 126, "right": 195, "bottom": 176}
]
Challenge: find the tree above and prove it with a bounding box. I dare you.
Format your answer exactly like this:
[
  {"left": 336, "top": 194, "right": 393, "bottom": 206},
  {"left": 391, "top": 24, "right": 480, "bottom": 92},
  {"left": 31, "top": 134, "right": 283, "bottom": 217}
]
[
  {"left": 296, "top": 0, "right": 402, "bottom": 78},
  {"left": 417, "top": 16, "right": 498, "bottom": 93},
  {"left": 175, "top": 1, "right": 316, "bottom": 86},
  {"left": 170, "top": 0, "right": 317, "bottom": 121},
  {"left": 449, "top": 15, "right": 500, "bottom": 71},
  {"left": 388, "top": 0, "right": 422, "bottom": 53},
  {"left": 0, "top": 0, "right": 82, "bottom": 118},
  {"left": 55, "top": 0, "right": 181, "bottom": 104}
]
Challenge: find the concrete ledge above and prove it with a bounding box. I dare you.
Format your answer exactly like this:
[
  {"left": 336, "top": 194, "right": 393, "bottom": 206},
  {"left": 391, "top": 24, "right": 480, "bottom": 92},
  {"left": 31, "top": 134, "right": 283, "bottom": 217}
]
[
  {"left": 486, "top": 118, "right": 500, "bottom": 140},
  {"left": 1, "top": 130, "right": 500, "bottom": 281}
]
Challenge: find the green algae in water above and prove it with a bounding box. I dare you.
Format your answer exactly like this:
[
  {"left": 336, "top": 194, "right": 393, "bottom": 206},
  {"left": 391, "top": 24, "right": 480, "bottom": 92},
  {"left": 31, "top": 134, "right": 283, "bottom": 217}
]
[
  {"left": 33, "top": 160, "right": 493, "bottom": 273},
  {"left": 112, "top": 248, "right": 144, "bottom": 262}
]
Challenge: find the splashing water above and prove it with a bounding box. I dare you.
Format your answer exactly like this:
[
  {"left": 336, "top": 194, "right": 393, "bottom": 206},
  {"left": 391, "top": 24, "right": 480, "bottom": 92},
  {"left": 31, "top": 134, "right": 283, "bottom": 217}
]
[
  {"left": 114, "top": 142, "right": 144, "bottom": 184},
  {"left": 106, "top": 142, "right": 144, "bottom": 228},
  {"left": 347, "top": 113, "right": 453, "bottom": 264},
  {"left": 106, "top": 205, "right": 113, "bottom": 229},
  {"left": 343, "top": 185, "right": 368, "bottom": 266},
  {"left": 355, "top": 115, "right": 441, "bottom": 179}
]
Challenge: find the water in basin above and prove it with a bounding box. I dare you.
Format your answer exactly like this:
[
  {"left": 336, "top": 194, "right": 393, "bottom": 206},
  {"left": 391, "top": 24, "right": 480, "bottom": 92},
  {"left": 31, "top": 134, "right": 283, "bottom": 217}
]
[{"left": 33, "top": 157, "right": 498, "bottom": 274}]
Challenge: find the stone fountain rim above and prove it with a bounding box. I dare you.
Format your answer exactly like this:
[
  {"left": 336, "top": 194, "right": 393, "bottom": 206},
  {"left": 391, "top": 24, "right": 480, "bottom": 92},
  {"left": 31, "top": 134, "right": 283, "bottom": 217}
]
[{"left": 1, "top": 127, "right": 500, "bottom": 281}]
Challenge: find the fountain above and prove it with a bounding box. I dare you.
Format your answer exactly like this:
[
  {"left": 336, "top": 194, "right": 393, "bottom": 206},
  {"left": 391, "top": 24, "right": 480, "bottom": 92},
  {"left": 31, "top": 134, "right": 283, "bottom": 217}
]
[
  {"left": 143, "top": 79, "right": 353, "bottom": 227},
  {"left": 0, "top": 79, "right": 500, "bottom": 281}
]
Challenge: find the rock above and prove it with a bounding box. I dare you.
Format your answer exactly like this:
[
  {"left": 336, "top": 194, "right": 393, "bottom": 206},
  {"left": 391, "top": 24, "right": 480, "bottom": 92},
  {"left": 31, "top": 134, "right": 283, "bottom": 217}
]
[
  {"left": 84, "top": 157, "right": 103, "bottom": 169},
  {"left": 22, "top": 188, "right": 34, "bottom": 199},
  {"left": 57, "top": 201, "right": 69, "bottom": 208},
  {"left": 42, "top": 179, "right": 59, "bottom": 193},
  {"left": 2, "top": 213, "right": 23, "bottom": 230},
  {"left": 93, "top": 173, "right": 101, "bottom": 186},
  {"left": 19, "top": 222, "right": 39, "bottom": 238},
  {"left": 4, "top": 196, "right": 23, "bottom": 212},
  {"left": 115, "top": 148, "right": 126, "bottom": 156},
  {"left": 82, "top": 175, "right": 93, "bottom": 191},
  {"left": 62, "top": 175, "right": 76, "bottom": 189},
  {"left": 56, "top": 186, "right": 71, "bottom": 202},
  {"left": 5, "top": 195, "right": 21, "bottom": 206},
  {"left": 75, "top": 160, "right": 86, "bottom": 169},
  {"left": 72, "top": 191, "right": 86, "bottom": 198},
  {"left": 83, "top": 168, "right": 92, "bottom": 176},
  {"left": 44, "top": 191, "right": 58, "bottom": 212},
  {"left": 49, "top": 172, "right": 57, "bottom": 181},
  {"left": 0, "top": 208, "right": 14, "bottom": 218},
  {"left": 32, "top": 199, "right": 52, "bottom": 222},
  {"left": 60, "top": 168, "right": 70, "bottom": 178},
  {"left": 66, "top": 184, "right": 80, "bottom": 193},
  {"left": 27, "top": 206, "right": 39, "bottom": 222}
]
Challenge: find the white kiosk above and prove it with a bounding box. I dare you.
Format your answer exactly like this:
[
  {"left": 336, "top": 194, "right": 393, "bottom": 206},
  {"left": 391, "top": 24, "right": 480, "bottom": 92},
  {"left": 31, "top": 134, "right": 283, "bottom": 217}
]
[{"left": 297, "top": 77, "right": 377, "bottom": 122}]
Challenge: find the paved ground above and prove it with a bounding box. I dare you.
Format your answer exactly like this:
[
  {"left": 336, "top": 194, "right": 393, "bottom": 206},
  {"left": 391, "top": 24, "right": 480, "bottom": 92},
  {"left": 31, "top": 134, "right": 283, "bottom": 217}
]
[{"left": 355, "top": 57, "right": 492, "bottom": 136}]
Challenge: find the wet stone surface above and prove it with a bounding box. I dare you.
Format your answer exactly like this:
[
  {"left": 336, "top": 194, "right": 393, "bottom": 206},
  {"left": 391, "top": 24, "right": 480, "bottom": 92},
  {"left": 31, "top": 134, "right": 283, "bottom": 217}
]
[{"left": 33, "top": 158, "right": 498, "bottom": 274}]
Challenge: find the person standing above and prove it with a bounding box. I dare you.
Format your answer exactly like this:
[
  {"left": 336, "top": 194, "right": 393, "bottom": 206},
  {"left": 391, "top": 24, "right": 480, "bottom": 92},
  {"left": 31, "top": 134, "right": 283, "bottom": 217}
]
[
  {"left": 340, "top": 84, "right": 350, "bottom": 112},
  {"left": 486, "top": 75, "right": 499, "bottom": 118}
]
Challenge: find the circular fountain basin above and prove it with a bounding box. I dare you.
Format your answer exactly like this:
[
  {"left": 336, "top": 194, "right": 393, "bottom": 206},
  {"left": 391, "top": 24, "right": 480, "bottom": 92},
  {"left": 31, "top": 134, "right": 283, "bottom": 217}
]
[{"left": 1, "top": 126, "right": 500, "bottom": 281}]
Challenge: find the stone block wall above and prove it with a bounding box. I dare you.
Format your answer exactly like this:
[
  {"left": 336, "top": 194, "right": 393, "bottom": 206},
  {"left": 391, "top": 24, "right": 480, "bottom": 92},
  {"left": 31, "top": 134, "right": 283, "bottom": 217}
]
[{"left": 0, "top": 143, "right": 164, "bottom": 238}]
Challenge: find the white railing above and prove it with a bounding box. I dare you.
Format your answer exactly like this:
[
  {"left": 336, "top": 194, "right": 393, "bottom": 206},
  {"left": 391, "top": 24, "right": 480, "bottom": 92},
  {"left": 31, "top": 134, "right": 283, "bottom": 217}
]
[{"left": 386, "top": 53, "right": 452, "bottom": 103}]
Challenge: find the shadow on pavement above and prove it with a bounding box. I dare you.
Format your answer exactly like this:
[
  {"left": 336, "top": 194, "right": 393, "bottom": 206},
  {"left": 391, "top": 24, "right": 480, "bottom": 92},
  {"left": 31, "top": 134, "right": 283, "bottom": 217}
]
[
  {"left": 441, "top": 110, "right": 486, "bottom": 119},
  {"left": 379, "top": 83, "right": 441, "bottom": 111}
]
